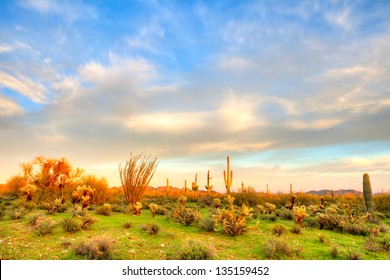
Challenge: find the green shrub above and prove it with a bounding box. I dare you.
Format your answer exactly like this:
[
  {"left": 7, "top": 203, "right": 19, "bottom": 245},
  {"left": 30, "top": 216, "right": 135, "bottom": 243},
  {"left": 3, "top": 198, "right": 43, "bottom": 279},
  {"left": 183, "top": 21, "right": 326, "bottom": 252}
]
[
  {"left": 34, "top": 217, "right": 56, "bottom": 236},
  {"left": 303, "top": 216, "right": 320, "bottom": 228},
  {"left": 272, "top": 225, "right": 287, "bottom": 236},
  {"left": 198, "top": 218, "right": 216, "bottom": 232},
  {"left": 172, "top": 206, "right": 200, "bottom": 226},
  {"left": 263, "top": 238, "right": 292, "bottom": 259},
  {"left": 95, "top": 203, "right": 112, "bottom": 216},
  {"left": 6, "top": 207, "right": 26, "bottom": 220},
  {"left": 71, "top": 206, "right": 86, "bottom": 218},
  {"left": 290, "top": 225, "right": 302, "bottom": 234},
  {"left": 275, "top": 208, "right": 294, "bottom": 220},
  {"left": 268, "top": 213, "right": 277, "bottom": 221},
  {"left": 27, "top": 211, "right": 46, "bottom": 225},
  {"left": 330, "top": 245, "right": 339, "bottom": 259},
  {"left": 74, "top": 237, "right": 113, "bottom": 260},
  {"left": 142, "top": 223, "right": 161, "bottom": 235},
  {"left": 62, "top": 217, "right": 81, "bottom": 233},
  {"left": 346, "top": 250, "right": 360, "bottom": 260},
  {"left": 318, "top": 234, "right": 329, "bottom": 243},
  {"left": 179, "top": 241, "right": 213, "bottom": 260}
]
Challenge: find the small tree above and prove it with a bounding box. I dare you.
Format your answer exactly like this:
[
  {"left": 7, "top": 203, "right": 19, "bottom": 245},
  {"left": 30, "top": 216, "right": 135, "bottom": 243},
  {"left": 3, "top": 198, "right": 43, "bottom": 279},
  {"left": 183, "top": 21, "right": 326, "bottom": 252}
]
[{"left": 119, "top": 153, "right": 158, "bottom": 205}]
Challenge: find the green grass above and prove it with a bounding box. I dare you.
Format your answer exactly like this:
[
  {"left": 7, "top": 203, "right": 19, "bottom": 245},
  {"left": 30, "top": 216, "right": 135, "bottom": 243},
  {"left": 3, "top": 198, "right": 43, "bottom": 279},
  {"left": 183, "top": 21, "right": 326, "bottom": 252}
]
[{"left": 0, "top": 205, "right": 389, "bottom": 260}]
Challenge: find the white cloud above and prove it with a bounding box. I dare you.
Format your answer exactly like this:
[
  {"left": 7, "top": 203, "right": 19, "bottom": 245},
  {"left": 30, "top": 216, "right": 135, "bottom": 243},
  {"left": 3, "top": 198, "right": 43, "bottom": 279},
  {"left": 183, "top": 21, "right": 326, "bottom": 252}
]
[
  {"left": 217, "top": 91, "right": 266, "bottom": 131},
  {"left": 126, "top": 112, "right": 207, "bottom": 133},
  {"left": 0, "top": 71, "right": 45, "bottom": 103},
  {"left": 324, "top": 7, "right": 356, "bottom": 30},
  {"left": 285, "top": 118, "right": 343, "bottom": 130},
  {"left": 0, "top": 44, "right": 13, "bottom": 53},
  {"left": 0, "top": 95, "right": 24, "bottom": 116},
  {"left": 219, "top": 56, "right": 251, "bottom": 72}
]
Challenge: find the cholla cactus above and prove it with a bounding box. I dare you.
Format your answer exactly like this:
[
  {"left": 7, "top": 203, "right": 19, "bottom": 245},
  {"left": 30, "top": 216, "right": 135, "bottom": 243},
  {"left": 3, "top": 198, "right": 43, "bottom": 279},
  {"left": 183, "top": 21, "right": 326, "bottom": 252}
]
[
  {"left": 257, "top": 205, "right": 266, "bottom": 214},
  {"left": 177, "top": 195, "right": 187, "bottom": 207},
  {"left": 293, "top": 205, "right": 309, "bottom": 227},
  {"left": 265, "top": 202, "right": 276, "bottom": 214},
  {"left": 20, "top": 184, "right": 38, "bottom": 202},
  {"left": 241, "top": 204, "right": 254, "bottom": 217},
  {"left": 149, "top": 203, "right": 159, "bottom": 218},
  {"left": 213, "top": 198, "right": 221, "bottom": 208},
  {"left": 72, "top": 185, "right": 95, "bottom": 209},
  {"left": 133, "top": 201, "right": 143, "bottom": 215},
  {"left": 214, "top": 195, "right": 251, "bottom": 236}
]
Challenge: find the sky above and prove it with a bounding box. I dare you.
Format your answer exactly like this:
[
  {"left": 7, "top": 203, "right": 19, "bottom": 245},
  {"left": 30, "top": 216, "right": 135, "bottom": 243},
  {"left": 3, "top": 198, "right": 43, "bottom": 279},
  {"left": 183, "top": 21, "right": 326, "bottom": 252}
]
[{"left": 1, "top": 0, "right": 390, "bottom": 193}]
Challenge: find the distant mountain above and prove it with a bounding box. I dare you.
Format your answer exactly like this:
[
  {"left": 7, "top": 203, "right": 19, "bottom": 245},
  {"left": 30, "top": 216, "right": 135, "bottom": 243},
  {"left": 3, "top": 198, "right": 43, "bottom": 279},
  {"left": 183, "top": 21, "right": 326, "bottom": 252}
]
[{"left": 306, "top": 189, "right": 362, "bottom": 196}]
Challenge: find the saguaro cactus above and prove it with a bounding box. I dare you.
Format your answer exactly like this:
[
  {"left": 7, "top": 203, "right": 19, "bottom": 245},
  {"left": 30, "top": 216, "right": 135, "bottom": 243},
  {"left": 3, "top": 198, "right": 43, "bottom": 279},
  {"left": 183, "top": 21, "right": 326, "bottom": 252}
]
[
  {"left": 192, "top": 174, "right": 199, "bottom": 200},
  {"left": 223, "top": 156, "right": 233, "bottom": 195},
  {"left": 183, "top": 179, "right": 188, "bottom": 197},
  {"left": 363, "top": 173, "right": 374, "bottom": 214},
  {"left": 290, "top": 183, "right": 293, "bottom": 195},
  {"left": 205, "top": 170, "right": 213, "bottom": 197},
  {"left": 266, "top": 184, "right": 270, "bottom": 195},
  {"left": 166, "top": 178, "right": 170, "bottom": 197}
]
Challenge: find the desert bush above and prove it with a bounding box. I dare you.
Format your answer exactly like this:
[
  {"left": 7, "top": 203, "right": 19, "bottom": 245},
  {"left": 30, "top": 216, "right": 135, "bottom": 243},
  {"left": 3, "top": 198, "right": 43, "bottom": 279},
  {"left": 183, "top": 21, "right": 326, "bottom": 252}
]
[
  {"left": 34, "top": 216, "right": 56, "bottom": 236},
  {"left": 343, "top": 223, "right": 370, "bottom": 236},
  {"left": 267, "top": 213, "right": 277, "bottom": 221},
  {"left": 197, "top": 196, "right": 212, "bottom": 208},
  {"left": 178, "top": 241, "right": 213, "bottom": 260},
  {"left": 148, "top": 203, "right": 159, "bottom": 217},
  {"left": 198, "top": 217, "right": 216, "bottom": 232},
  {"left": 173, "top": 206, "right": 200, "bottom": 226},
  {"left": 373, "top": 194, "right": 390, "bottom": 213},
  {"left": 27, "top": 211, "right": 46, "bottom": 225},
  {"left": 96, "top": 203, "right": 112, "bottom": 216},
  {"left": 123, "top": 221, "right": 132, "bottom": 229},
  {"left": 275, "top": 208, "right": 294, "bottom": 220},
  {"left": 290, "top": 225, "right": 302, "bottom": 234},
  {"left": 43, "top": 199, "right": 68, "bottom": 214},
  {"left": 303, "top": 216, "right": 320, "bottom": 228},
  {"left": 142, "top": 223, "right": 161, "bottom": 234},
  {"left": 318, "top": 234, "right": 329, "bottom": 243},
  {"left": 111, "top": 203, "right": 127, "bottom": 213},
  {"left": 62, "top": 217, "right": 81, "bottom": 233},
  {"left": 73, "top": 237, "right": 113, "bottom": 260},
  {"left": 263, "top": 238, "right": 292, "bottom": 259},
  {"left": 71, "top": 205, "right": 87, "bottom": 218},
  {"left": 272, "top": 225, "right": 287, "bottom": 236},
  {"left": 330, "top": 245, "right": 339, "bottom": 259},
  {"left": 346, "top": 250, "right": 361, "bottom": 260},
  {"left": 80, "top": 214, "right": 98, "bottom": 230},
  {"left": 6, "top": 207, "right": 26, "bottom": 220}
]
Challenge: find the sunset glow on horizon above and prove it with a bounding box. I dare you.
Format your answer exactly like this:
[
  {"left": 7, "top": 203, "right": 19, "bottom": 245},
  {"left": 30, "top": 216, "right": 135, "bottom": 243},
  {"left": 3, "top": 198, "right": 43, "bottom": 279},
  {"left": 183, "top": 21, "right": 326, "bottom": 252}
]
[{"left": 1, "top": 0, "right": 389, "bottom": 193}]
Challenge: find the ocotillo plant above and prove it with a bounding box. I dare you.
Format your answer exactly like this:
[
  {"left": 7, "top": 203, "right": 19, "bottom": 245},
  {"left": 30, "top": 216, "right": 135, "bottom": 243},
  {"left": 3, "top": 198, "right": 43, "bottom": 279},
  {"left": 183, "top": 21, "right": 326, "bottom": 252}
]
[
  {"left": 223, "top": 156, "right": 233, "bottom": 195},
  {"left": 363, "top": 173, "right": 374, "bottom": 214},
  {"left": 192, "top": 174, "right": 199, "bottom": 200},
  {"left": 205, "top": 170, "right": 213, "bottom": 197}
]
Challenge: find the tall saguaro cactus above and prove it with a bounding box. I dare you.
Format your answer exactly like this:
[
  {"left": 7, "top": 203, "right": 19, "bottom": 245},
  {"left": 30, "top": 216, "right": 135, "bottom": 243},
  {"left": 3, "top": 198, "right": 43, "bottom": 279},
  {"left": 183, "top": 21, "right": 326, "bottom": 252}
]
[
  {"left": 205, "top": 170, "right": 213, "bottom": 197},
  {"left": 363, "top": 173, "right": 374, "bottom": 214},
  {"left": 166, "top": 178, "right": 170, "bottom": 197},
  {"left": 223, "top": 156, "right": 233, "bottom": 195}
]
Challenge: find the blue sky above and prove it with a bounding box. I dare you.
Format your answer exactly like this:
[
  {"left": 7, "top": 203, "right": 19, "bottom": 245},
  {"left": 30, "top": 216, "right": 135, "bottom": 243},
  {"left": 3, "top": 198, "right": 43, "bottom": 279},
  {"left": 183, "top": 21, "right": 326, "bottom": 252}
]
[{"left": 1, "top": 0, "right": 390, "bottom": 193}]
